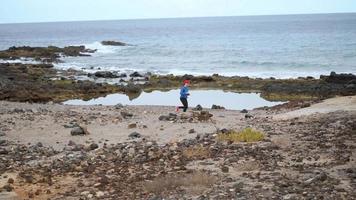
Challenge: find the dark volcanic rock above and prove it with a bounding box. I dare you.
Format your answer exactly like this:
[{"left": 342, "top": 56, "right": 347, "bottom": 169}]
[
  {"left": 0, "top": 45, "right": 95, "bottom": 62},
  {"left": 192, "top": 111, "right": 213, "bottom": 121},
  {"left": 245, "top": 114, "right": 253, "bottom": 119},
  {"left": 121, "top": 111, "right": 133, "bottom": 119},
  {"left": 93, "top": 71, "right": 119, "bottom": 78},
  {"left": 128, "top": 132, "right": 141, "bottom": 139},
  {"left": 193, "top": 104, "right": 203, "bottom": 111},
  {"left": 211, "top": 104, "right": 225, "bottom": 109},
  {"left": 89, "top": 143, "right": 99, "bottom": 150},
  {"left": 70, "top": 126, "right": 89, "bottom": 136},
  {"left": 240, "top": 109, "right": 248, "bottom": 113},
  {"left": 321, "top": 71, "right": 356, "bottom": 84},
  {"left": 129, "top": 72, "right": 144, "bottom": 77},
  {"left": 159, "top": 113, "right": 178, "bottom": 121},
  {"left": 101, "top": 40, "right": 127, "bottom": 46}
]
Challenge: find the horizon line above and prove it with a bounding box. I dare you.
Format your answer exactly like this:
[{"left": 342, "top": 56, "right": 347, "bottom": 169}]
[{"left": 1, "top": 11, "right": 355, "bottom": 25}]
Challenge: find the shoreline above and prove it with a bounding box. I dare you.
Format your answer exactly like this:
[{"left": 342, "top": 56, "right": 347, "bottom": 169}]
[{"left": 1, "top": 45, "right": 355, "bottom": 103}]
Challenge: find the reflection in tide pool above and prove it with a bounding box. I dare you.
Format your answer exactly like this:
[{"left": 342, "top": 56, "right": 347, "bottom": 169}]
[{"left": 64, "top": 89, "right": 285, "bottom": 110}]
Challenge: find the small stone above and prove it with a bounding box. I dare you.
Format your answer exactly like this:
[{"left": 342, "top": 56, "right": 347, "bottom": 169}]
[
  {"left": 193, "top": 104, "right": 203, "bottom": 111},
  {"left": 121, "top": 111, "right": 133, "bottom": 119},
  {"left": 128, "top": 123, "right": 137, "bottom": 129},
  {"left": 245, "top": 114, "right": 253, "bottom": 119},
  {"left": 3, "top": 184, "right": 13, "bottom": 192},
  {"left": 68, "top": 140, "right": 76, "bottom": 146},
  {"left": 221, "top": 166, "right": 229, "bottom": 173},
  {"left": 130, "top": 71, "right": 143, "bottom": 77},
  {"left": 189, "top": 129, "right": 195, "bottom": 134},
  {"left": 96, "top": 191, "right": 105, "bottom": 198},
  {"left": 89, "top": 143, "right": 99, "bottom": 150},
  {"left": 129, "top": 132, "right": 141, "bottom": 139},
  {"left": 7, "top": 178, "right": 14, "bottom": 184},
  {"left": 211, "top": 104, "right": 225, "bottom": 109},
  {"left": 34, "top": 189, "right": 42, "bottom": 195},
  {"left": 114, "top": 103, "right": 124, "bottom": 109},
  {"left": 70, "top": 125, "right": 89, "bottom": 136},
  {"left": 0, "top": 148, "right": 8, "bottom": 155},
  {"left": 240, "top": 109, "right": 248, "bottom": 113}
]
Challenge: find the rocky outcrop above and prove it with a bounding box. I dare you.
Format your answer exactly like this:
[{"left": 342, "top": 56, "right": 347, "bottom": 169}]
[
  {"left": 101, "top": 40, "right": 127, "bottom": 46},
  {"left": 321, "top": 71, "right": 356, "bottom": 84},
  {"left": 0, "top": 63, "right": 121, "bottom": 102},
  {"left": 0, "top": 45, "right": 95, "bottom": 62}
]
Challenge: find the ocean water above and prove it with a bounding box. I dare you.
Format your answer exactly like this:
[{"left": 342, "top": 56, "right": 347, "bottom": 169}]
[
  {"left": 1, "top": 13, "right": 356, "bottom": 78},
  {"left": 64, "top": 89, "right": 285, "bottom": 110}
]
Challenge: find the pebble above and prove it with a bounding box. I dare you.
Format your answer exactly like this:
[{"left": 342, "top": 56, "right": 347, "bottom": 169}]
[{"left": 128, "top": 132, "right": 141, "bottom": 139}]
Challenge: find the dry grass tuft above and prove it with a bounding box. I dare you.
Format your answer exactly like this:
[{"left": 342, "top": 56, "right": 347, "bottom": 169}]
[
  {"left": 182, "top": 145, "right": 210, "bottom": 159},
  {"left": 217, "top": 128, "right": 264, "bottom": 143},
  {"left": 143, "top": 171, "right": 217, "bottom": 194}
]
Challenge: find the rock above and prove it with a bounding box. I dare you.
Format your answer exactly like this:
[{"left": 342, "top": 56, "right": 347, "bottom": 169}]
[
  {"left": 211, "top": 104, "right": 225, "bottom": 109},
  {"left": 129, "top": 71, "right": 143, "bottom": 77},
  {"left": 0, "top": 148, "right": 8, "bottom": 154},
  {"left": 128, "top": 123, "right": 137, "bottom": 129},
  {"left": 101, "top": 40, "right": 127, "bottom": 46},
  {"left": 245, "top": 114, "right": 253, "bottom": 119},
  {"left": 121, "top": 111, "right": 133, "bottom": 119},
  {"left": 189, "top": 129, "right": 195, "bottom": 134},
  {"left": 0, "top": 131, "right": 6, "bottom": 137},
  {"left": 240, "top": 109, "right": 248, "bottom": 113},
  {"left": 3, "top": 184, "right": 13, "bottom": 192},
  {"left": 0, "top": 45, "right": 94, "bottom": 62},
  {"left": 221, "top": 166, "right": 229, "bottom": 173},
  {"left": 193, "top": 104, "right": 203, "bottom": 111},
  {"left": 0, "top": 140, "right": 7, "bottom": 145},
  {"left": 321, "top": 71, "right": 356, "bottom": 84},
  {"left": 7, "top": 178, "right": 14, "bottom": 184},
  {"left": 96, "top": 191, "right": 105, "bottom": 198},
  {"left": 304, "top": 172, "right": 328, "bottom": 185},
  {"left": 192, "top": 111, "right": 213, "bottom": 121},
  {"left": 123, "top": 83, "right": 142, "bottom": 94},
  {"left": 21, "top": 174, "right": 34, "bottom": 183},
  {"left": 114, "top": 103, "right": 124, "bottom": 109},
  {"left": 68, "top": 140, "right": 76, "bottom": 146},
  {"left": 70, "top": 125, "right": 89, "bottom": 136},
  {"left": 129, "top": 132, "right": 141, "bottom": 139},
  {"left": 89, "top": 143, "right": 99, "bottom": 150},
  {"left": 158, "top": 115, "right": 169, "bottom": 121},
  {"left": 93, "top": 71, "right": 120, "bottom": 78},
  {"left": 159, "top": 113, "right": 177, "bottom": 121},
  {"left": 283, "top": 194, "right": 298, "bottom": 200}
]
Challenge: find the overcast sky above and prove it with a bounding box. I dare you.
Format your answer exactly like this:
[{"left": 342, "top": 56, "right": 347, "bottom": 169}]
[{"left": 1, "top": 0, "right": 355, "bottom": 24}]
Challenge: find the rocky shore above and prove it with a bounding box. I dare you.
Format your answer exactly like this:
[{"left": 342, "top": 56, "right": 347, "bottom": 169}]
[
  {"left": 0, "top": 45, "right": 355, "bottom": 199},
  {"left": 0, "top": 45, "right": 356, "bottom": 103},
  {"left": 1, "top": 45, "right": 356, "bottom": 104},
  {"left": 0, "top": 97, "right": 355, "bottom": 199}
]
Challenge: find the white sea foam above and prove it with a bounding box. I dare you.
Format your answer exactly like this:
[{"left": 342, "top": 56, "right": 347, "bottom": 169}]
[{"left": 0, "top": 58, "right": 42, "bottom": 64}]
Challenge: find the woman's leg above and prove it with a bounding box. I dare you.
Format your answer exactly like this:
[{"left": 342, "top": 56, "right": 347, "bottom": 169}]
[{"left": 180, "top": 98, "right": 188, "bottom": 112}]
